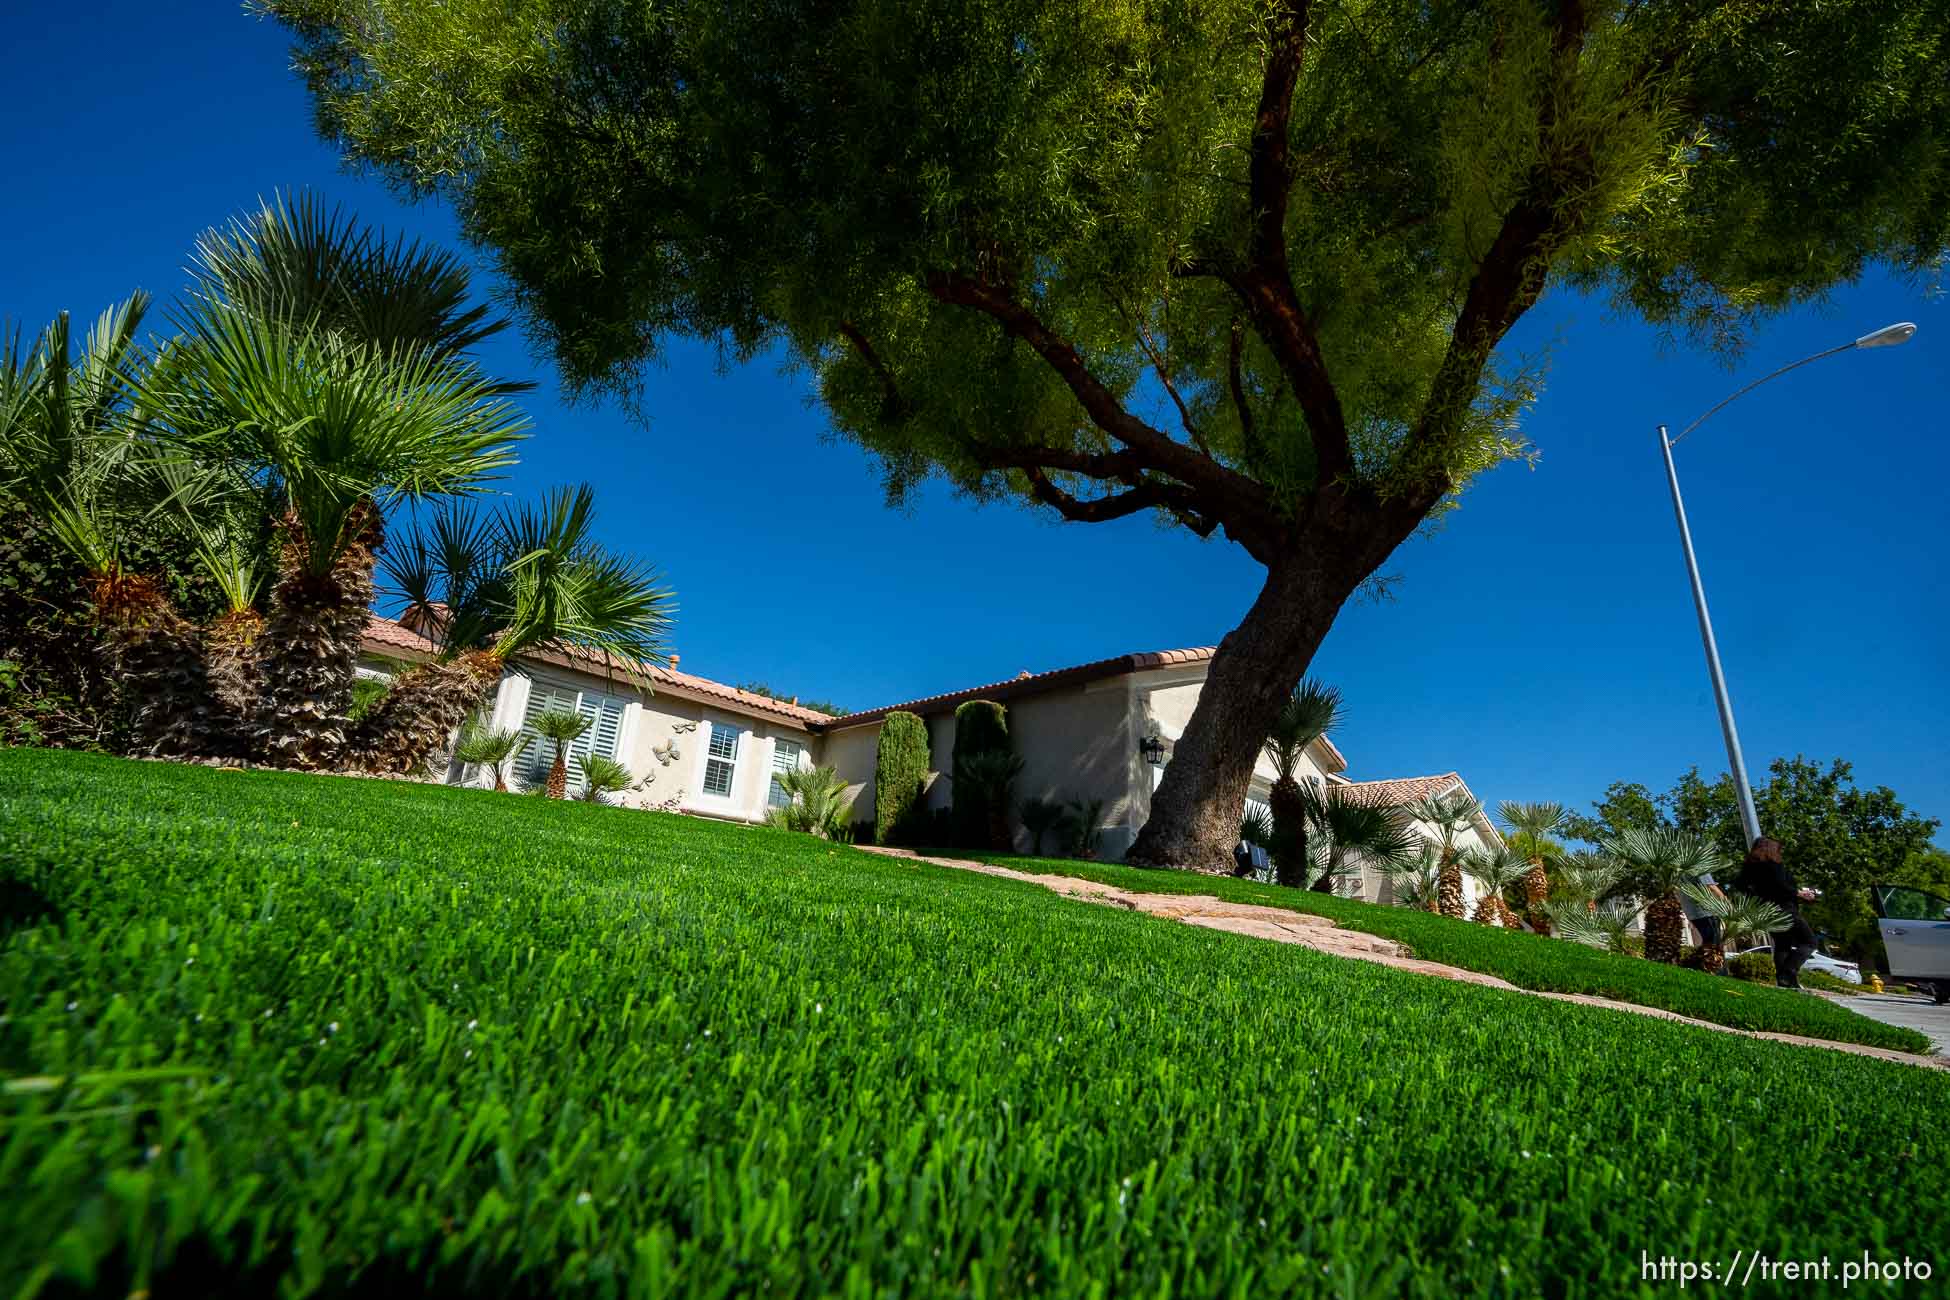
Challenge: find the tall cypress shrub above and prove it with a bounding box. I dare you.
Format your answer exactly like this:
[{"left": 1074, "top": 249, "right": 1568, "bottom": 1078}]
[
  {"left": 951, "top": 700, "right": 1010, "bottom": 847},
  {"left": 873, "top": 711, "right": 930, "bottom": 846}
]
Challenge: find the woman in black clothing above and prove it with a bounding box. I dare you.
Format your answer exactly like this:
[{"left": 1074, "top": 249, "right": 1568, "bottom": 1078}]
[{"left": 1730, "top": 836, "right": 1820, "bottom": 989}]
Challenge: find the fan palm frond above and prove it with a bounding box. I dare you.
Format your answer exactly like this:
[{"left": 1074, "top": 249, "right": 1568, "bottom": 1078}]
[
  {"left": 1551, "top": 899, "right": 1642, "bottom": 953},
  {"left": 574, "top": 753, "right": 634, "bottom": 803},
  {"left": 1405, "top": 791, "right": 1481, "bottom": 850},
  {"left": 766, "top": 764, "right": 856, "bottom": 840},
  {"left": 1601, "top": 826, "right": 1729, "bottom": 896},
  {"left": 1681, "top": 883, "right": 1792, "bottom": 949},
  {"left": 1262, "top": 679, "right": 1343, "bottom": 780}
]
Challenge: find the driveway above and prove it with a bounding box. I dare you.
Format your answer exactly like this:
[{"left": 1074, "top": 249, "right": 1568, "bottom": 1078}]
[{"left": 1822, "top": 992, "right": 1950, "bottom": 1056}]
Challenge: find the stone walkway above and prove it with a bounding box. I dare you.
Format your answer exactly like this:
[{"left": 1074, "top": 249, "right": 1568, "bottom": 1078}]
[{"left": 858, "top": 846, "right": 1948, "bottom": 1072}]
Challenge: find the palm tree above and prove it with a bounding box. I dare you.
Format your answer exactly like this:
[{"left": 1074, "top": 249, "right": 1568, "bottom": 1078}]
[
  {"left": 1498, "top": 800, "right": 1568, "bottom": 935},
  {"left": 1383, "top": 845, "right": 1444, "bottom": 911},
  {"left": 1262, "top": 680, "right": 1343, "bottom": 887},
  {"left": 1020, "top": 797, "right": 1063, "bottom": 856},
  {"left": 452, "top": 720, "right": 523, "bottom": 791},
  {"left": 139, "top": 195, "right": 531, "bottom": 769},
  {"left": 1554, "top": 851, "right": 1621, "bottom": 915},
  {"left": 0, "top": 295, "right": 222, "bottom": 755},
  {"left": 529, "top": 708, "right": 592, "bottom": 800},
  {"left": 1601, "top": 827, "right": 1729, "bottom": 964},
  {"left": 574, "top": 753, "right": 635, "bottom": 804},
  {"left": 1552, "top": 898, "right": 1643, "bottom": 954},
  {"left": 1681, "top": 883, "right": 1791, "bottom": 975},
  {"left": 954, "top": 749, "right": 1026, "bottom": 851},
  {"left": 349, "top": 486, "right": 673, "bottom": 774},
  {"left": 1462, "top": 845, "right": 1529, "bottom": 927},
  {"left": 1406, "top": 791, "right": 1481, "bottom": 920},
  {"left": 1307, "top": 789, "right": 1418, "bottom": 896},
  {"left": 766, "top": 764, "right": 857, "bottom": 839}
]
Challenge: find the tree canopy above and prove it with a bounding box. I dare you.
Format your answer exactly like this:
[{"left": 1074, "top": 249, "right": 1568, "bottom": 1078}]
[{"left": 265, "top": 0, "right": 1950, "bottom": 866}]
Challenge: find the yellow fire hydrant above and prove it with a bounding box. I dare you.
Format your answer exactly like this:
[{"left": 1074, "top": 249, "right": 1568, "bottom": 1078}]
[{"left": 1868, "top": 973, "right": 1884, "bottom": 994}]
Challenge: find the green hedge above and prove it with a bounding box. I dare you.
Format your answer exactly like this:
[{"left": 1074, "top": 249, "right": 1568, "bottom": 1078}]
[
  {"left": 3, "top": 750, "right": 1947, "bottom": 1297},
  {"left": 951, "top": 852, "right": 1929, "bottom": 1054},
  {"left": 949, "top": 699, "right": 1009, "bottom": 848},
  {"left": 872, "top": 711, "right": 930, "bottom": 846}
]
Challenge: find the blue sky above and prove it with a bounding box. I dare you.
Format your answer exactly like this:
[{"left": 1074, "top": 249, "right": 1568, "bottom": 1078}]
[{"left": 8, "top": 5, "right": 1947, "bottom": 843}]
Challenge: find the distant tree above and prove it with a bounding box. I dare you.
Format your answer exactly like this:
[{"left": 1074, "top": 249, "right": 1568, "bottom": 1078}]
[
  {"left": 271, "top": 0, "right": 1950, "bottom": 869},
  {"left": 1569, "top": 758, "right": 1942, "bottom": 964},
  {"left": 735, "top": 682, "right": 846, "bottom": 717},
  {"left": 1262, "top": 679, "right": 1342, "bottom": 888}
]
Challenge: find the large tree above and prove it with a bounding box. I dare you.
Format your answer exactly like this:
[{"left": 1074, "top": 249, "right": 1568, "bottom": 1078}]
[{"left": 266, "top": 0, "right": 1950, "bottom": 868}]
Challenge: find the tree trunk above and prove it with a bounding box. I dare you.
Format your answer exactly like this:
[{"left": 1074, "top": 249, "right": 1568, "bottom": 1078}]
[
  {"left": 547, "top": 743, "right": 570, "bottom": 799},
  {"left": 1436, "top": 850, "right": 1466, "bottom": 919},
  {"left": 346, "top": 650, "right": 503, "bottom": 776},
  {"left": 1523, "top": 860, "right": 1552, "bottom": 935},
  {"left": 988, "top": 802, "right": 1013, "bottom": 853},
  {"left": 1471, "top": 893, "right": 1500, "bottom": 925},
  {"left": 90, "top": 571, "right": 234, "bottom": 759},
  {"left": 255, "top": 507, "right": 381, "bottom": 771},
  {"left": 1644, "top": 892, "right": 1685, "bottom": 964},
  {"left": 1700, "top": 942, "right": 1726, "bottom": 975},
  {"left": 1127, "top": 557, "right": 1361, "bottom": 873}
]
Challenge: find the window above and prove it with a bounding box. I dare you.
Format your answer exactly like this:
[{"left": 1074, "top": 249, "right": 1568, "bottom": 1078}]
[
  {"left": 769, "top": 739, "right": 804, "bottom": 808},
  {"left": 516, "top": 679, "right": 630, "bottom": 792},
  {"left": 702, "top": 721, "right": 741, "bottom": 798}
]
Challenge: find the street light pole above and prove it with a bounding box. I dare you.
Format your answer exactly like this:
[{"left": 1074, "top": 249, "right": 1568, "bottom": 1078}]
[
  {"left": 1657, "top": 321, "right": 1917, "bottom": 851},
  {"left": 1657, "top": 423, "right": 1762, "bottom": 846}
]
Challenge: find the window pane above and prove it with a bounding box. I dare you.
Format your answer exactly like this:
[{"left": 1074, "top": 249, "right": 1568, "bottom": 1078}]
[
  {"left": 708, "top": 723, "right": 739, "bottom": 761},
  {"left": 704, "top": 758, "right": 734, "bottom": 797},
  {"left": 772, "top": 739, "right": 802, "bottom": 773}
]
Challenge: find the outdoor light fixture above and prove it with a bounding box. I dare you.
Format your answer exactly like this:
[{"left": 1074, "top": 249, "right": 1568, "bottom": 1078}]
[
  {"left": 1139, "top": 734, "right": 1166, "bottom": 765},
  {"left": 1856, "top": 321, "right": 1918, "bottom": 349}
]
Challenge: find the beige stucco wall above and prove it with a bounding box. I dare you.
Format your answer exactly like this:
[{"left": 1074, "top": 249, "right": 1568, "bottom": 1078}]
[
  {"left": 437, "top": 661, "right": 817, "bottom": 824},
  {"left": 822, "top": 723, "right": 888, "bottom": 825}
]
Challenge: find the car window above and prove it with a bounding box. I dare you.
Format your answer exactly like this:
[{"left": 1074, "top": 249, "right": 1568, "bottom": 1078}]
[{"left": 1875, "top": 884, "right": 1950, "bottom": 921}]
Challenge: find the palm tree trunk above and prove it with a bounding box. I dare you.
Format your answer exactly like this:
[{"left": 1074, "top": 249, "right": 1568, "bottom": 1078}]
[
  {"left": 347, "top": 649, "right": 504, "bottom": 776},
  {"left": 1644, "top": 892, "right": 1685, "bottom": 964},
  {"left": 1269, "top": 777, "right": 1308, "bottom": 888},
  {"left": 203, "top": 609, "right": 264, "bottom": 725},
  {"left": 988, "top": 803, "right": 1013, "bottom": 853},
  {"left": 255, "top": 506, "right": 381, "bottom": 770},
  {"left": 1471, "top": 894, "right": 1500, "bottom": 925},
  {"left": 1436, "top": 850, "right": 1466, "bottom": 919},
  {"left": 1523, "top": 859, "right": 1552, "bottom": 935},
  {"left": 547, "top": 742, "right": 570, "bottom": 799},
  {"left": 91, "top": 570, "right": 233, "bottom": 758},
  {"left": 1700, "top": 942, "right": 1726, "bottom": 974}
]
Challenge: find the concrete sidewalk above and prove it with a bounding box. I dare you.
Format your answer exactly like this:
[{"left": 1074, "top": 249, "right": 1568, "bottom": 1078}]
[{"left": 1820, "top": 992, "right": 1950, "bottom": 1056}]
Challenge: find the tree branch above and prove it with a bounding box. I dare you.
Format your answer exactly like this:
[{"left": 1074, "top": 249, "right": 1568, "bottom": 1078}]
[
  {"left": 837, "top": 320, "right": 908, "bottom": 423},
  {"left": 1118, "top": 299, "right": 1213, "bottom": 458},
  {"left": 1226, "top": 1, "right": 1355, "bottom": 488},
  {"left": 925, "top": 271, "right": 1268, "bottom": 516}
]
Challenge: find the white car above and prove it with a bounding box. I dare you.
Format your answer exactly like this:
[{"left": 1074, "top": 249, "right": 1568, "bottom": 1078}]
[
  {"left": 1724, "top": 944, "right": 1863, "bottom": 985},
  {"left": 1873, "top": 883, "right": 1950, "bottom": 1005}
]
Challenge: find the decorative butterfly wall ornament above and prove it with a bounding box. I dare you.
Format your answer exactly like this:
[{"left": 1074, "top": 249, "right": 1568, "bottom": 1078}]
[
  {"left": 653, "top": 740, "right": 681, "bottom": 766},
  {"left": 671, "top": 721, "right": 699, "bottom": 734}
]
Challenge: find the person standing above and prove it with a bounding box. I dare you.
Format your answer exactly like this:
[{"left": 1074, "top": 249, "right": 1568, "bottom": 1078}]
[{"left": 1730, "top": 837, "right": 1819, "bottom": 990}]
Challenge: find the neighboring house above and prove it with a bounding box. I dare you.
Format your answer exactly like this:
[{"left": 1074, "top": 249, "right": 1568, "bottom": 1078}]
[
  {"left": 360, "top": 615, "right": 832, "bottom": 824},
  {"left": 359, "top": 618, "right": 1500, "bottom": 881},
  {"left": 1326, "top": 772, "right": 1505, "bottom": 909}
]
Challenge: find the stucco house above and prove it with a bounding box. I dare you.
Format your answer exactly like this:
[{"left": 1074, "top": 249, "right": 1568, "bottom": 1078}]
[{"left": 359, "top": 616, "right": 1500, "bottom": 901}]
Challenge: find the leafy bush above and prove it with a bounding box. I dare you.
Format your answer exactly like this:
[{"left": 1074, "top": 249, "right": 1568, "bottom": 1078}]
[
  {"left": 949, "top": 699, "right": 1009, "bottom": 847},
  {"left": 872, "top": 710, "right": 930, "bottom": 845},
  {"left": 953, "top": 851, "right": 1925, "bottom": 1053},
  {"left": 4, "top": 751, "right": 1945, "bottom": 1298},
  {"left": 1728, "top": 951, "right": 1778, "bottom": 984}
]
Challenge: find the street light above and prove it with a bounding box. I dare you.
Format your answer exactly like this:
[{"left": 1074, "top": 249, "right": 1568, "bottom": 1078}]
[{"left": 1657, "top": 322, "right": 1917, "bottom": 848}]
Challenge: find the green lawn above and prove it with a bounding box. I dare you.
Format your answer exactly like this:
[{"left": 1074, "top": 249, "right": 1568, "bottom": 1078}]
[
  {"left": 941, "top": 850, "right": 1928, "bottom": 1053},
  {"left": 4, "top": 750, "right": 1947, "bottom": 1298}
]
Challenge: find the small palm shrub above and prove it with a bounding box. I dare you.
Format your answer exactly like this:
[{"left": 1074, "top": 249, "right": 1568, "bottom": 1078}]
[
  {"left": 1681, "top": 883, "right": 1791, "bottom": 975},
  {"left": 1551, "top": 899, "right": 1644, "bottom": 954},
  {"left": 1461, "top": 845, "right": 1528, "bottom": 927},
  {"left": 530, "top": 708, "right": 591, "bottom": 799},
  {"left": 574, "top": 753, "right": 633, "bottom": 804},
  {"left": 1602, "top": 827, "right": 1728, "bottom": 964},
  {"left": 452, "top": 720, "right": 523, "bottom": 791},
  {"left": 1020, "top": 797, "right": 1064, "bottom": 856},
  {"left": 1057, "top": 797, "right": 1106, "bottom": 859},
  {"left": 767, "top": 764, "right": 856, "bottom": 841}
]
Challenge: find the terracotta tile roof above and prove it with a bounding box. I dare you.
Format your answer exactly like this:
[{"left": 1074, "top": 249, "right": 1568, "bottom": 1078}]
[
  {"left": 358, "top": 615, "right": 834, "bottom": 728},
  {"left": 823, "top": 647, "right": 1220, "bottom": 729},
  {"left": 1332, "top": 772, "right": 1466, "bottom": 809}
]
